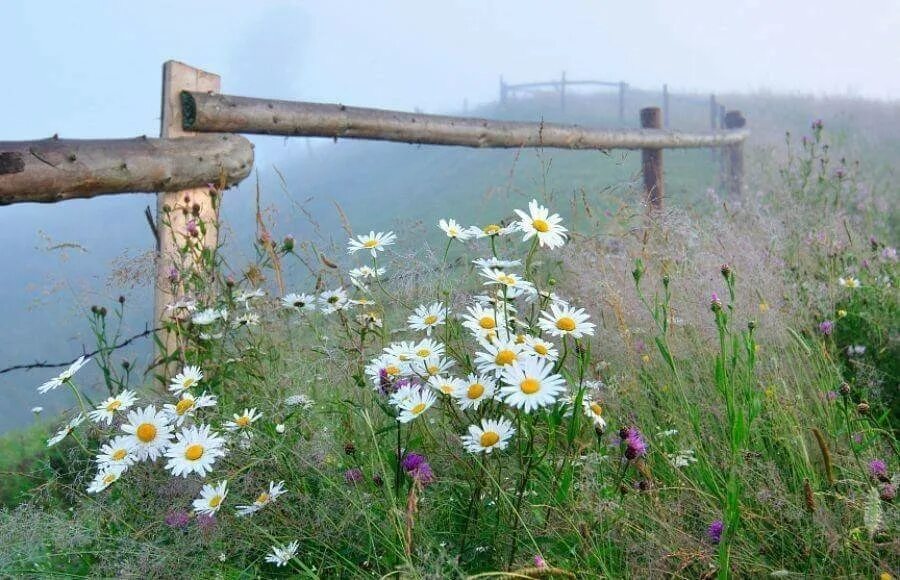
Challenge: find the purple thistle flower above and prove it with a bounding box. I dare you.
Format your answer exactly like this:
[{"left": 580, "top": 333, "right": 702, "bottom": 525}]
[
  {"left": 186, "top": 219, "right": 200, "bottom": 237},
  {"left": 344, "top": 467, "right": 364, "bottom": 485},
  {"left": 707, "top": 519, "right": 724, "bottom": 544},
  {"left": 401, "top": 452, "right": 435, "bottom": 485},
  {"left": 881, "top": 483, "right": 896, "bottom": 501},
  {"left": 534, "top": 555, "right": 547, "bottom": 569},
  {"left": 869, "top": 459, "right": 888, "bottom": 479},
  {"left": 622, "top": 427, "right": 647, "bottom": 460},
  {"left": 167, "top": 266, "right": 180, "bottom": 284},
  {"left": 818, "top": 320, "right": 834, "bottom": 336},
  {"left": 164, "top": 511, "right": 191, "bottom": 529},
  {"left": 401, "top": 453, "right": 427, "bottom": 472},
  {"left": 196, "top": 513, "right": 217, "bottom": 532},
  {"left": 825, "top": 391, "right": 838, "bottom": 402}
]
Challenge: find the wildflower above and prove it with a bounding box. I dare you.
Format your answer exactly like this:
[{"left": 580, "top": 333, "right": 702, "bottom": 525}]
[
  {"left": 121, "top": 405, "right": 174, "bottom": 461},
  {"left": 37, "top": 356, "right": 90, "bottom": 394},
  {"left": 538, "top": 303, "right": 595, "bottom": 339},
  {"left": 284, "top": 394, "right": 314, "bottom": 409},
  {"left": 163, "top": 391, "right": 217, "bottom": 426},
  {"left": 164, "top": 511, "right": 191, "bottom": 529},
  {"left": 534, "top": 555, "right": 547, "bottom": 569},
  {"left": 397, "top": 389, "right": 436, "bottom": 423},
  {"left": 471, "top": 257, "right": 521, "bottom": 269},
  {"left": 475, "top": 338, "right": 526, "bottom": 375},
  {"left": 514, "top": 199, "right": 567, "bottom": 249},
  {"left": 281, "top": 292, "right": 316, "bottom": 311},
  {"left": 410, "top": 355, "right": 454, "bottom": 378},
  {"left": 467, "top": 223, "right": 517, "bottom": 238},
  {"left": 869, "top": 459, "right": 888, "bottom": 481},
  {"left": 837, "top": 309, "right": 848, "bottom": 318},
  {"left": 401, "top": 453, "right": 435, "bottom": 485},
  {"left": 31, "top": 406, "right": 43, "bottom": 414},
  {"left": 461, "top": 417, "right": 516, "bottom": 454},
  {"left": 196, "top": 513, "right": 217, "bottom": 532},
  {"left": 275, "top": 423, "right": 286, "bottom": 434},
  {"left": 347, "top": 231, "right": 396, "bottom": 257},
  {"left": 498, "top": 357, "right": 567, "bottom": 413},
  {"left": 236, "top": 481, "right": 287, "bottom": 516},
  {"left": 225, "top": 408, "right": 262, "bottom": 432},
  {"left": 192, "top": 308, "right": 226, "bottom": 326},
  {"left": 582, "top": 397, "right": 607, "bottom": 430},
  {"left": 438, "top": 218, "right": 472, "bottom": 240},
  {"left": 707, "top": 519, "right": 724, "bottom": 544},
  {"left": 407, "top": 302, "right": 446, "bottom": 335},
  {"left": 881, "top": 484, "right": 896, "bottom": 502},
  {"left": 461, "top": 303, "right": 510, "bottom": 341},
  {"left": 235, "top": 288, "right": 266, "bottom": 305},
  {"left": 838, "top": 276, "right": 861, "bottom": 288},
  {"left": 527, "top": 288, "right": 569, "bottom": 308},
  {"left": 847, "top": 345, "right": 866, "bottom": 356},
  {"left": 265, "top": 540, "right": 300, "bottom": 567},
  {"left": 451, "top": 373, "right": 497, "bottom": 411},
  {"left": 46, "top": 413, "right": 86, "bottom": 447},
  {"left": 231, "top": 312, "right": 260, "bottom": 328},
  {"left": 667, "top": 449, "right": 697, "bottom": 468},
  {"left": 524, "top": 336, "right": 559, "bottom": 362},
  {"left": 89, "top": 389, "right": 138, "bottom": 425},
  {"left": 318, "top": 287, "right": 350, "bottom": 314},
  {"left": 818, "top": 320, "right": 834, "bottom": 336},
  {"left": 87, "top": 464, "right": 126, "bottom": 494},
  {"left": 759, "top": 302, "right": 770, "bottom": 313},
  {"left": 710, "top": 292, "right": 723, "bottom": 312},
  {"left": 95, "top": 435, "right": 137, "bottom": 469},
  {"left": 165, "top": 424, "right": 227, "bottom": 478},
  {"left": 881, "top": 247, "right": 897, "bottom": 261},
  {"left": 427, "top": 375, "right": 466, "bottom": 396},
  {"left": 193, "top": 480, "right": 228, "bottom": 516},
  {"left": 622, "top": 427, "right": 648, "bottom": 459},
  {"left": 344, "top": 468, "right": 364, "bottom": 485},
  {"left": 480, "top": 268, "right": 535, "bottom": 298},
  {"left": 169, "top": 365, "right": 203, "bottom": 395}
]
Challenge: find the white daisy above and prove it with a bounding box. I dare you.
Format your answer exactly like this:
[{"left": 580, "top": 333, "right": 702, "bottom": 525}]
[
  {"left": 838, "top": 276, "right": 861, "bottom": 288},
  {"left": 235, "top": 287, "right": 265, "bottom": 305},
  {"left": 427, "top": 375, "right": 466, "bottom": 396},
  {"left": 347, "top": 231, "right": 396, "bottom": 257},
  {"left": 480, "top": 268, "right": 536, "bottom": 298},
  {"left": 514, "top": 199, "right": 567, "bottom": 249},
  {"left": 471, "top": 257, "right": 522, "bottom": 269},
  {"left": 407, "top": 302, "right": 446, "bottom": 335},
  {"left": 527, "top": 289, "right": 569, "bottom": 308},
  {"left": 86, "top": 464, "right": 126, "bottom": 494},
  {"left": 475, "top": 338, "right": 527, "bottom": 375},
  {"left": 37, "top": 356, "right": 91, "bottom": 394},
  {"left": 538, "top": 304, "right": 595, "bottom": 339},
  {"left": 461, "top": 303, "right": 511, "bottom": 341},
  {"left": 365, "top": 354, "right": 407, "bottom": 388},
  {"left": 193, "top": 480, "right": 228, "bottom": 515},
  {"left": 461, "top": 417, "right": 516, "bottom": 454},
  {"left": 169, "top": 365, "right": 203, "bottom": 395},
  {"left": 499, "top": 357, "right": 567, "bottom": 413},
  {"left": 388, "top": 383, "right": 420, "bottom": 408},
  {"left": 467, "top": 223, "right": 517, "bottom": 239},
  {"left": 121, "top": 405, "right": 174, "bottom": 461},
  {"left": 397, "top": 389, "right": 436, "bottom": 423},
  {"left": 582, "top": 397, "right": 607, "bottom": 430},
  {"left": 46, "top": 413, "right": 86, "bottom": 447},
  {"left": 95, "top": 435, "right": 137, "bottom": 469},
  {"left": 192, "top": 308, "right": 226, "bottom": 326},
  {"left": 410, "top": 355, "right": 455, "bottom": 378},
  {"left": 318, "top": 287, "right": 350, "bottom": 314},
  {"left": 225, "top": 408, "right": 263, "bottom": 432},
  {"left": 524, "top": 336, "right": 559, "bottom": 362},
  {"left": 88, "top": 389, "right": 138, "bottom": 425},
  {"left": 163, "top": 391, "right": 217, "bottom": 426},
  {"left": 348, "top": 265, "right": 385, "bottom": 283},
  {"left": 439, "top": 218, "right": 472, "bottom": 240},
  {"left": 236, "top": 480, "right": 287, "bottom": 517},
  {"left": 165, "top": 424, "right": 227, "bottom": 478},
  {"left": 281, "top": 292, "right": 316, "bottom": 311},
  {"left": 165, "top": 297, "right": 197, "bottom": 314},
  {"left": 452, "top": 373, "right": 497, "bottom": 411},
  {"left": 31, "top": 406, "right": 43, "bottom": 414},
  {"left": 411, "top": 338, "right": 445, "bottom": 360},
  {"left": 232, "top": 312, "right": 261, "bottom": 328},
  {"left": 384, "top": 341, "right": 417, "bottom": 364},
  {"left": 265, "top": 540, "right": 299, "bottom": 567}
]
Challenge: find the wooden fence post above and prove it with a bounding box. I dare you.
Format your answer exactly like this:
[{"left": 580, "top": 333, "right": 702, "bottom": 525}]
[
  {"left": 662, "top": 84, "right": 670, "bottom": 128},
  {"left": 618, "top": 82, "right": 627, "bottom": 123},
  {"left": 724, "top": 110, "right": 746, "bottom": 197},
  {"left": 155, "top": 61, "right": 221, "bottom": 372},
  {"left": 499, "top": 76, "right": 507, "bottom": 107},
  {"left": 560, "top": 71, "right": 566, "bottom": 113},
  {"left": 640, "top": 107, "right": 664, "bottom": 209}
]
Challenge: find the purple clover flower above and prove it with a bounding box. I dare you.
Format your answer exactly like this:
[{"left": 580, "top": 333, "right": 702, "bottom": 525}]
[{"left": 707, "top": 519, "right": 724, "bottom": 544}]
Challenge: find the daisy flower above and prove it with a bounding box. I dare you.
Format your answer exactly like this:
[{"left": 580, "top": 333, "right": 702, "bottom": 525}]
[
  {"left": 480, "top": 268, "right": 535, "bottom": 298},
  {"left": 163, "top": 392, "right": 217, "bottom": 426},
  {"left": 427, "top": 375, "right": 466, "bottom": 396},
  {"left": 388, "top": 382, "right": 420, "bottom": 407},
  {"left": 265, "top": 540, "right": 299, "bottom": 567},
  {"left": 236, "top": 480, "right": 287, "bottom": 517},
  {"left": 439, "top": 218, "right": 472, "bottom": 240},
  {"left": 467, "top": 223, "right": 517, "bottom": 239},
  {"left": 348, "top": 265, "right": 385, "bottom": 281},
  {"left": 365, "top": 354, "right": 407, "bottom": 388},
  {"left": 192, "top": 308, "right": 226, "bottom": 326},
  {"left": 193, "top": 480, "right": 228, "bottom": 516},
  {"left": 225, "top": 408, "right": 263, "bottom": 432},
  {"left": 452, "top": 373, "right": 497, "bottom": 411},
  {"left": 89, "top": 389, "right": 138, "bottom": 425},
  {"left": 412, "top": 338, "right": 445, "bottom": 359},
  {"left": 281, "top": 292, "right": 316, "bottom": 311},
  {"left": 87, "top": 464, "right": 126, "bottom": 494},
  {"left": 121, "top": 405, "right": 174, "bottom": 461},
  {"left": 37, "top": 356, "right": 91, "bottom": 394},
  {"left": 410, "top": 355, "right": 455, "bottom": 378},
  {"left": 524, "top": 336, "right": 559, "bottom": 362},
  {"left": 475, "top": 338, "right": 527, "bottom": 375},
  {"left": 471, "top": 257, "right": 522, "bottom": 269},
  {"left": 461, "top": 417, "right": 515, "bottom": 454},
  {"left": 527, "top": 289, "right": 569, "bottom": 308},
  {"left": 384, "top": 341, "right": 417, "bottom": 363},
  {"left": 838, "top": 276, "right": 861, "bottom": 288},
  {"left": 46, "top": 413, "right": 86, "bottom": 447},
  {"left": 347, "top": 231, "right": 396, "bottom": 257},
  {"left": 538, "top": 304, "right": 595, "bottom": 339},
  {"left": 169, "top": 365, "right": 203, "bottom": 395},
  {"left": 499, "top": 357, "right": 567, "bottom": 413},
  {"left": 397, "top": 389, "right": 437, "bottom": 423},
  {"left": 231, "top": 312, "right": 261, "bottom": 328},
  {"left": 582, "top": 397, "right": 607, "bottom": 430},
  {"left": 318, "top": 287, "right": 350, "bottom": 314},
  {"left": 461, "top": 303, "right": 510, "bottom": 341},
  {"left": 95, "top": 435, "right": 137, "bottom": 469},
  {"left": 407, "top": 302, "right": 446, "bottom": 335},
  {"left": 514, "top": 199, "right": 567, "bottom": 249},
  {"left": 165, "top": 424, "right": 227, "bottom": 478},
  {"left": 235, "top": 287, "right": 265, "bottom": 306}
]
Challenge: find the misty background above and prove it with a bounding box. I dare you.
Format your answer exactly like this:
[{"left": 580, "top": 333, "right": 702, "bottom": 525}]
[{"left": 2, "top": 0, "right": 899, "bottom": 432}]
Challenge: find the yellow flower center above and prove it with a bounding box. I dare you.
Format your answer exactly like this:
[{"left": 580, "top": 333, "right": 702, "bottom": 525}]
[
  {"left": 385, "top": 365, "right": 400, "bottom": 376},
  {"left": 495, "top": 350, "right": 516, "bottom": 366},
  {"left": 467, "top": 383, "right": 485, "bottom": 399},
  {"left": 236, "top": 415, "right": 251, "bottom": 427},
  {"left": 520, "top": 378, "right": 541, "bottom": 394},
  {"left": 426, "top": 365, "right": 439, "bottom": 376},
  {"left": 209, "top": 494, "right": 223, "bottom": 508},
  {"left": 185, "top": 443, "right": 204, "bottom": 461},
  {"left": 439, "top": 384, "right": 454, "bottom": 395},
  {"left": 182, "top": 378, "right": 196, "bottom": 389},
  {"left": 533, "top": 344, "right": 549, "bottom": 356},
  {"left": 479, "top": 316, "right": 496, "bottom": 330},
  {"left": 363, "top": 239, "right": 379, "bottom": 248},
  {"left": 590, "top": 403, "right": 603, "bottom": 416},
  {"left": 256, "top": 492, "right": 269, "bottom": 504},
  {"left": 112, "top": 448, "right": 128, "bottom": 461},
  {"left": 423, "top": 314, "right": 439, "bottom": 325},
  {"left": 136, "top": 423, "right": 157, "bottom": 443},
  {"left": 103, "top": 473, "right": 117, "bottom": 484},
  {"left": 410, "top": 402, "right": 426, "bottom": 415},
  {"left": 515, "top": 334, "right": 526, "bottom": 344},
  {"left": 448, "top": 228, "right": 459, "bottom": 236},
  {"left": 484, "top": 224, "right": 501, "bottom": 235},
  {"left": 416, "top": 348, "right": 431, "bottom": 357},
  {"left": 497, "top": 274, "right": 516, "bottom": 286},
  {"left": 106, "top": 400, "right": 122, "bottom": 411},
  {"left": 175, "top": 398, "right": 195, "bottom": 415},
  {"left": 556, "top": 317, "right": 577, "bottom": 332},
  {"left": 480, "top": 431, "right": 500, "bottom": 447},
  {"left": 532, "top": 218, "right": 550, "bottom": 233}
]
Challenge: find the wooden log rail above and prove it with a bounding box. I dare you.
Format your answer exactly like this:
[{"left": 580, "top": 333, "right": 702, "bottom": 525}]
[
  {"left": 0, "top": 134, "right": 253, "bottom": 204},
  {"left": 181, "top": 91, "right": 748, "bottom": 151}
]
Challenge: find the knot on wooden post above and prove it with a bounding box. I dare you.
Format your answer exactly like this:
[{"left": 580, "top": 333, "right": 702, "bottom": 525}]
[{"left": 640, "top": 107, "right": 664, "bottom": 210}]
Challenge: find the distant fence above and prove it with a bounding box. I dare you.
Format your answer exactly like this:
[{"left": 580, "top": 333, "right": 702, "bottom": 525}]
[{"left": 0, "top": 61, "right": 748, "bottom": 368}]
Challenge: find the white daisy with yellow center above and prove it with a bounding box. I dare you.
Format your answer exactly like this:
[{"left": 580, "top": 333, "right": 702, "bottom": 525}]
[
  {"left": 86, "top": 464, "right": 126, "bottom": 494},
  {"left": 165, "top": 424, "right": 227, "bottom": 478},
  {"left": 121, "top": 405, "right": 174, "bottom": 461},
  {"left": 461, "top": 303, "right": 511, "bottom": 341},
  {"left": 236, "top": 480, "right": 287, "bottom": 517},
  {"left": 439, "top": 218, "right": 473, "bottom": 240},
  {"left": 427, "top": 375, "right": 466, "bottom": 396},
  {"left": 365, "top": 354, "right": 408, "bottom": 389},
  {"left": 407, "top": 302, "right": 446, "bottom": 335},
  {"left": 225, "top": 408, "right": 262, "bottom": 432},
  {"left": 461, "top": 417, "right": 516, "bottom": 454},
  {"left": 388, "top": 383, "right": 419, "bottom": 408},
  {"left": 467, "top": 223, "right": 517, "bottom": 239},
  {"left": 452, "top": 373, "right": 497, "bottom": 411},
  {"left": 514, "top": 199, "right": 568, "bottom": 249},
  {"left": 475, "top": 338, "right": 527, "bottom": 375},
  {"left": 471, "top": 257, "right": 522, "bottom": 270},
  {"left": 480, "top": 268, "right": 535, "bottom": 298},
  {"left": 347, "top": 230, "right": 396, "bottom": 257},
  {"left": 538, "top": 303, "right": 596, "bottom": 339},
  {"left": 412, "top": 338, "right": 445, "bottom": 360},
  {"left": 37, "top": 355, "right": 91, "bottom": 394},
  {"left": 95, "top": 435, "right": 137, "bottom": 469},
  {"left": 582, "top": 397, "right": 607, "bottom": 430},
  {"left": 46, "top": 413, "right": 86, "bottom": 447},
  {"left": 88, "top": 389, "right": 138, "bottom": 425},
  {"left": 499, "top": 357, "right": 567, "bottom": 413},
  {"left": 397, "top": 389, "right": 437, "bottom": 424},
  {"left": 838, "top": 276, "right": 861, "bottom": 288},
  {"left": 265, "top": 540, "right": 300, "bottom": 567},
  {"left": 168, "top": 365, "right": 203, "bottom": 395},
  {"left": 192, "top": 308, "right": 227, "bottom": 326},
  {"left": 193, "top": 480, "right": 228, "bottom": 516},
  {"left": 410, "top": 354, "right": 455, "bottom": 378},
  {"left": 524, "top": 336, "right": 560, "bottom": 362},
  {"left": 163, "top": 391, "right": 217, "bottom": 426}
]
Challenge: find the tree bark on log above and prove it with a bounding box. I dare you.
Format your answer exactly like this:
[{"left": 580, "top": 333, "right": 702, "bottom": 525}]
[
  {"left": 182, "top": 92, "right": 748, "bottom": 150},
  {"left": 0, "top": 135, "right": 252, "bottom": 205}
]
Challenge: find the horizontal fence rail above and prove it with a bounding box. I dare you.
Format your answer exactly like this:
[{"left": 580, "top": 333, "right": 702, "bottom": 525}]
[
  {"left": 182, "top": 92, "right": 748, "bottom": 150},
  {"left": 0, "top": 134, "right": 253, "bottom": 204}
]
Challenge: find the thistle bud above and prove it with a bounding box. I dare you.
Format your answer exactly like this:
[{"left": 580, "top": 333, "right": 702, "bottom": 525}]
[
  {"left": 720, "top": 263, "right": 732, "bottom": 279},
  {"left": 118, "top": 295, "right": 126, "bottom": 304},
  {"left": 282, "top": 235, "right": 295, "bottom": 253},
  {"left": 98, "top": 306, "right": 107, "bottom": 317},
  {"left": 748, "top": 320, "right": 756, "bottom": 331},
  {"left": 121, "top": 360, "right": 131, "bottom": 370},
  {"left": 163, "top": 204, "right": 172, "bottom": 213},
  {"left": 225, "top": 276, "right": 236, "bottom": 288},
  {"left": 839, "top": 382, "right": 851, "bottom": 396},
  {"left": 710, "top": 292, "right": 723, "bottom": 313},
  {"left": 191, "top": 203, "right": 201, "bottom": 217},
  {"left": 857, "top": 401, "right": 870, "bottom": 415},
  {"left": 881, "top": 484, "right": 896, "bottom": 502},
  {"left": 343, "top": 442, "right": 356, "bottom": 456}
]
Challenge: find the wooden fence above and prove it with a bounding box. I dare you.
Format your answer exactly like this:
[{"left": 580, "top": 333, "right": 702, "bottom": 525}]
[{"left": 0, "top": 61, "right": 748, "bottom": 367}]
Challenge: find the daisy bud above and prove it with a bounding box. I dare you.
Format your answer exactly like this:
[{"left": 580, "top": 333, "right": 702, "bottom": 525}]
[
  {"left": 548, "top": 278, "right": 557, "bottom": 286},
  {"left": 282, "top": 235, "right": 295, "bottom": 253},
  {"left": 662, "top": 275, "right": 669, "bottom": 287},
  {"left": 856, "top": 401, "right": 870, "bottom": 415},
  {"left": 748, "top": 320, "right": 756, "bottom": 331}
]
